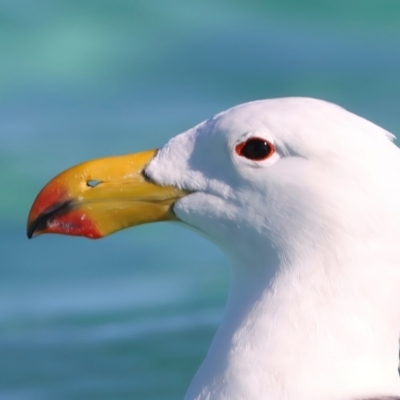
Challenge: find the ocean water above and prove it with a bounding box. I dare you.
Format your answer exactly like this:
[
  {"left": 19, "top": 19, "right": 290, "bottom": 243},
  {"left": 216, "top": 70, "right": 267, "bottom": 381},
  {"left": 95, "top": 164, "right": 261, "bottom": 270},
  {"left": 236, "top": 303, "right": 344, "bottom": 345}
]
[{"left": 1, "top": 1, "right": 400, "bottom": 399}]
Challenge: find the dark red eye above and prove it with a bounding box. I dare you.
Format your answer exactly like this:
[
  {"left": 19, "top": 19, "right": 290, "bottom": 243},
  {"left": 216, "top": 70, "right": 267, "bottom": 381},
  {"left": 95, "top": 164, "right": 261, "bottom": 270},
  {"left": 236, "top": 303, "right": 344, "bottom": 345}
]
[{"left": 235, "top": 138, "right": 275, "bottom": 161}]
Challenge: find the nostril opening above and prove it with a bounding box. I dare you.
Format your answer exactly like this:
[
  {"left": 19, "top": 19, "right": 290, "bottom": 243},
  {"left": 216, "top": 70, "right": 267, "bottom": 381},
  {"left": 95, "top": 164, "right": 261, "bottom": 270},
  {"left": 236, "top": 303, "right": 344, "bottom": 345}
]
[{"left": 87, "top": 179, "right": 103, "bottom": 188}]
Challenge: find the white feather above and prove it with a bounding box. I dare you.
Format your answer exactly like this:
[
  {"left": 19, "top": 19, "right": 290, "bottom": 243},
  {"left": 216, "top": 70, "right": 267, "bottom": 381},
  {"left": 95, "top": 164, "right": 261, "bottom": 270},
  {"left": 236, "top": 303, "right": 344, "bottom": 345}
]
[{"left": 145, "top": 98, "right": 400, "bottom": 399}]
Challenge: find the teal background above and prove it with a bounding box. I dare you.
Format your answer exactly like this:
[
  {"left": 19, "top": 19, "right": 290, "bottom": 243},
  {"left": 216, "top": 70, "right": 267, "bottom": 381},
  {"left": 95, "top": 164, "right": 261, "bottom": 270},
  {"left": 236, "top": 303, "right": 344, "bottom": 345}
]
[{"left": 1, "top": 1, "right": 400, "bottom": 399}]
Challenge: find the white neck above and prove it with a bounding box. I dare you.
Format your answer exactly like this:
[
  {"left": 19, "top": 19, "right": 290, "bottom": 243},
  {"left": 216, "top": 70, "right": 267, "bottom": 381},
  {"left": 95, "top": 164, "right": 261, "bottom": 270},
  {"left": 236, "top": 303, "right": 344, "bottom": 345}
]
[{"left": 185, "top": 231, "right": 400, "bottom": 400}]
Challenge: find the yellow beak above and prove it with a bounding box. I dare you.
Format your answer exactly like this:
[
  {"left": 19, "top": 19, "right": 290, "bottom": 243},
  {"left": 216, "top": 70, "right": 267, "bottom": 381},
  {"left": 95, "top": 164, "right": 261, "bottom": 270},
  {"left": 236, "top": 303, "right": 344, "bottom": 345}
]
[{"left": 27, "top": 149, "right": 187, "bottom": 239}]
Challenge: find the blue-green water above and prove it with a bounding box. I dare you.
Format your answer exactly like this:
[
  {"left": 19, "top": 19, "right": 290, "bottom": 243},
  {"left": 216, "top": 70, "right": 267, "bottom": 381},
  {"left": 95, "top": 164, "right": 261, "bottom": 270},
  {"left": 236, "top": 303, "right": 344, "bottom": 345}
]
[{"left": 1, "top": 1, "right": 400, "bottom": 399}]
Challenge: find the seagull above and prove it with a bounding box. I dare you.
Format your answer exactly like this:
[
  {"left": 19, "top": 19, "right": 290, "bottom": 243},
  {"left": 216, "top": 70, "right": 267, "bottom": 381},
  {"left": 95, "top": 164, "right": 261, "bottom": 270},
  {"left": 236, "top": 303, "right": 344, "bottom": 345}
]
[{"left": 27, "top": 97, "right": 400, "bottom": 400}]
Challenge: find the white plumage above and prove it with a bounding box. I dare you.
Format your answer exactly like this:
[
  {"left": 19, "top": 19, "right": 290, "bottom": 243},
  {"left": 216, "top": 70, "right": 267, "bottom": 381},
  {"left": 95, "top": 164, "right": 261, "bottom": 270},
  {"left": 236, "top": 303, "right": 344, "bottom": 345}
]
[{"left": 145, "top": 98, "right": 400, "bottom": 399}]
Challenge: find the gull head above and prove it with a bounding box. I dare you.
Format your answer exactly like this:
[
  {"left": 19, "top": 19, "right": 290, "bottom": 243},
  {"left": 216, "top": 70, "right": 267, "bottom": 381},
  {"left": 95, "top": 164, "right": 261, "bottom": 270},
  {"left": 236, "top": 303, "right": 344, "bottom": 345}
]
[{"left": 27, "top": 96, "right": 399, "bottom": 271}]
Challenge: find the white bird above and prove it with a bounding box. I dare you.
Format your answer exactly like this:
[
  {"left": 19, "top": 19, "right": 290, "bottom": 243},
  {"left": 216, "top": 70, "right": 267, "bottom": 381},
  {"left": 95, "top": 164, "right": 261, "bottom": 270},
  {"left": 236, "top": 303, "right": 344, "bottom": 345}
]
[{"left": 28, "top": 98, "right": 400, "bottom": 400}]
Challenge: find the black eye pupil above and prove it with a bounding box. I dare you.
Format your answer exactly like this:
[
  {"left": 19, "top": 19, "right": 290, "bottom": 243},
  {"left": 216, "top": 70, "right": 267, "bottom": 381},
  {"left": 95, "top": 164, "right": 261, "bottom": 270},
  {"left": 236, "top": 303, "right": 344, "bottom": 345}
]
[{"left": 240, "top": 139, "right": 271, "bottom": 160}]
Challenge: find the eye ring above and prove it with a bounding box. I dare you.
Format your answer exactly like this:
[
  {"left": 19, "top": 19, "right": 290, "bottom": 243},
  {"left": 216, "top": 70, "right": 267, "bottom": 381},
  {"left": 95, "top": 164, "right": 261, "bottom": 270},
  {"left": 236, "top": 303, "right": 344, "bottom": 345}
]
[{"left": 235, "top": 137, "right": 275, "bottom": 161}]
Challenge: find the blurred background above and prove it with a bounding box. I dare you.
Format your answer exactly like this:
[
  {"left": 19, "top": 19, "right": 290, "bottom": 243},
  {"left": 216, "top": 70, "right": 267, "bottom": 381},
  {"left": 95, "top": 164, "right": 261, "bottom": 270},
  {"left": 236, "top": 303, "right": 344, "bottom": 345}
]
[{"left": 1, "top": 1, "right": 400, "bottom": 399}]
